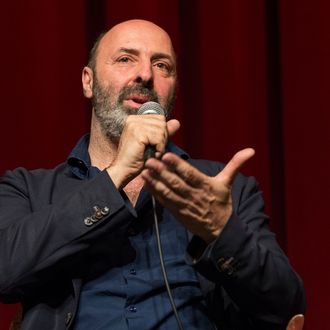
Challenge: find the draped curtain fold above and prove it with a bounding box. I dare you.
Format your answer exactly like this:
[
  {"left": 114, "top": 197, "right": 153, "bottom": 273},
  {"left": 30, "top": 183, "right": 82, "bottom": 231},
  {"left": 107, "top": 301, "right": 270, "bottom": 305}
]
[{"left": 0, "top": 1, "right": 328, "bottom": 329}]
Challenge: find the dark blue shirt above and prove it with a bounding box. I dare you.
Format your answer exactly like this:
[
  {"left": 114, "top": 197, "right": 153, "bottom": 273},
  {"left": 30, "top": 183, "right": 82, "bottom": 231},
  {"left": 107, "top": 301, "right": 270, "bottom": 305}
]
[{"left": 69, "top": 135, "right": 214, "bottom": 330}]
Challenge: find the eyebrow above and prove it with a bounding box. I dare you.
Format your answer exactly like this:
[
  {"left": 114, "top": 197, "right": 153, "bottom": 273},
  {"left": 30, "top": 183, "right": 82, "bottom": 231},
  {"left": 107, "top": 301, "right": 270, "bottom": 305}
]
[{"left": 118, "top": 47, "right": 139, "bottom": 56}]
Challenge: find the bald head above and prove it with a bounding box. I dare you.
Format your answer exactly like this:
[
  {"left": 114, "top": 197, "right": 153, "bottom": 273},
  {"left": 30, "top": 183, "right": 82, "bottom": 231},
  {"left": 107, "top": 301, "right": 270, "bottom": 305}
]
[
  {"left": 88, "top": 20, "right": 176, "bottom": 73},
  {"left": 108, "top": 19, "right": 172, "bottom": 43},
  {"left": 82, "top": 19, "right": 178, "bottom": 140}
]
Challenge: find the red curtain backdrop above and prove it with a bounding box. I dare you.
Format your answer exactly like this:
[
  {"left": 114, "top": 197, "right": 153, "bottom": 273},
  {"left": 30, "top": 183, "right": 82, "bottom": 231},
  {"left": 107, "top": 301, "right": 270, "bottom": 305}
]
[{"left": 0, "top": 1, "right": 329, "bottom": 329}]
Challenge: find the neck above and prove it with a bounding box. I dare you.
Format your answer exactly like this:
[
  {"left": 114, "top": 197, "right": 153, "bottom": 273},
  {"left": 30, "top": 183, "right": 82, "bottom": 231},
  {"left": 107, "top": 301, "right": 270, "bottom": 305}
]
[{"left": 88, "top": 111, "right": 118, "bottom": 170}]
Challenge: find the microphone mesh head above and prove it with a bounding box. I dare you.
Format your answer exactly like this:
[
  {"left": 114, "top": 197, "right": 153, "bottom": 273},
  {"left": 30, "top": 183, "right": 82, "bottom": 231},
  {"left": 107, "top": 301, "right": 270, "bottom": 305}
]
[{"left": 137, "top": 101, "right": 165, "bottom": 115}]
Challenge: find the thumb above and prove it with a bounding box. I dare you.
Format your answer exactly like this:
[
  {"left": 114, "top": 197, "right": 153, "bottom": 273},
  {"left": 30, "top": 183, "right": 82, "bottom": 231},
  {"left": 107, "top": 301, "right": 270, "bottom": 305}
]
[
  {"left": 167, "top": 119, "right": 181, "bottom": 137},
  {"left": 216, "top": 148, "right": 255, "bottom": 186}
]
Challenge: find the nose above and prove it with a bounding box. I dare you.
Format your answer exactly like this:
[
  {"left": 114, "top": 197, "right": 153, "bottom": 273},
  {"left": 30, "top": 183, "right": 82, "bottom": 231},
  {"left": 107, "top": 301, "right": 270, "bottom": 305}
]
[{"left": 134, "top": 61, "right": 154, "bottom": 87}]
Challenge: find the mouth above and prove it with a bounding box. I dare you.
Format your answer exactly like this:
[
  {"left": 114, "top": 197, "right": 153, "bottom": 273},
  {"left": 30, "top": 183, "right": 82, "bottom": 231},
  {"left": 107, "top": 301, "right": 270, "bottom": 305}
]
[{"left": 124, "top": 94, "right": 152, "bottom": 109}]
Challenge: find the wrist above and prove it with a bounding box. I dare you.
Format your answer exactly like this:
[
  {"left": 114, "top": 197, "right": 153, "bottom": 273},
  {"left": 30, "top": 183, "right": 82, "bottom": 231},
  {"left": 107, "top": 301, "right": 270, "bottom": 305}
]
[{"left": 106, "top": 164, "right": 129, "bottom": 189}]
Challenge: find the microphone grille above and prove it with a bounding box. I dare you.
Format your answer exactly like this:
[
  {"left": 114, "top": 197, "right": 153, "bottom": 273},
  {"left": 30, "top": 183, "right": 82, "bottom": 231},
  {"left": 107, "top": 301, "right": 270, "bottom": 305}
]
[{"left": 137, "top": 101, "right": 165, "bottom": 115}]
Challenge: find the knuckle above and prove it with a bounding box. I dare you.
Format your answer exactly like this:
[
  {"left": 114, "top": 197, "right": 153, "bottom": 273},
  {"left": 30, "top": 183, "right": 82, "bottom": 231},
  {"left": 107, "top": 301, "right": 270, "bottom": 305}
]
[
  {"left": 163, "top": 188, "right": 172, "bottom": 199},
  {"left": 171, "top": 177, "right": 181, "bottom": 190}
]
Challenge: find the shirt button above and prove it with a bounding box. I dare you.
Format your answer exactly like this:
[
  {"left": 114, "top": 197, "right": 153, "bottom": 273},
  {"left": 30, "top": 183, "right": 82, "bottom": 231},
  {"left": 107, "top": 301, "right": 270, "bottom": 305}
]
[
  {"left": 129, "top": 268, "right": 136, "bottom": 275},
  {"left": 128, "top": 305, "right": 137, "bottom": 313}
]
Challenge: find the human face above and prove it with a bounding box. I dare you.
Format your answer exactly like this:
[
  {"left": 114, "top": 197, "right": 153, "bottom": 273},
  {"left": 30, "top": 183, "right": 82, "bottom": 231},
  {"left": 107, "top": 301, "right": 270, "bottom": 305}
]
[
  {"left": 91, "top": 74, "right": 171, "bottom": 140},
  {"left": 86, "top": 20, "right": 177, "bottom": 140}
]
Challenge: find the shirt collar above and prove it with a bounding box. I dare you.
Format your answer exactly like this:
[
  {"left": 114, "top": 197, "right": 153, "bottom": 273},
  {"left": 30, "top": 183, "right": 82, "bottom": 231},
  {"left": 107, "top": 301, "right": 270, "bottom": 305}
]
[
  {"left": 67, "top": 134, "right": 190, "bottom": 179},
  {"left": 67, "top": 134, "right": 91, "bottom": 179}
]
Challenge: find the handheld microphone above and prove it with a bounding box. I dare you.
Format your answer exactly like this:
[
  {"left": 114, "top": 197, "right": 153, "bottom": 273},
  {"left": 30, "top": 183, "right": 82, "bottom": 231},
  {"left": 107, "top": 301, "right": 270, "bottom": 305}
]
[{"left": 137, "top": 101, "right": 165, "bottom": 160}]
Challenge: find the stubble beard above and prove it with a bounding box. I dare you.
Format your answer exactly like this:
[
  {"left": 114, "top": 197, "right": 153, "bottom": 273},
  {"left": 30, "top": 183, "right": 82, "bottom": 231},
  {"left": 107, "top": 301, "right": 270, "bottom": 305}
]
[{"left": 91, "top": 76, "right": 176, "bottom": 142}]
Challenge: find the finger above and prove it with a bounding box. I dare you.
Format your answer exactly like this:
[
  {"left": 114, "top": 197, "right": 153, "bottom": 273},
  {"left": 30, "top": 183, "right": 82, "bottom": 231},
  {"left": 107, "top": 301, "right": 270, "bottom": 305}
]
[
  {"left": 142, "top": 168, "right": 208, "bottom": 226},
  {"left": 166, "top": 119, "right": 180, "bottom": 137},
  {"left": 129, "top": 116, "right": 167, "bottom": 154},
  {"left": 144, "top": 158, "right": 197, "bottom": 197},
  {"left": 160, "top": 153, "right": 208, "bottom": 188},
  {"left": 218, "top": 148, "right": 255, "bottom": 186},
  {"left": 141, "top": 168, "right": 188, "bottom": 209},
  {"left": 145, "top": 127, "right": 168, "bottom": 154},
  {"left": 147, "top": 118, "right": 178, "bottom": 154}
]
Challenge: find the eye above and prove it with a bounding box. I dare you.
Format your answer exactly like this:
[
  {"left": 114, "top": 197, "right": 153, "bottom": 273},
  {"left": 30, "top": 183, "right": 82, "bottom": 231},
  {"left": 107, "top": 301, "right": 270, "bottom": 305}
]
[
  {"left": 117, "top": 56, "right": 130, "bottom": 63},
  {"left": 156, "top": 62, "right": 167, "bottom": 69},
  {"left": 154, "top": 61, "right": 172, "bottom": 74}
]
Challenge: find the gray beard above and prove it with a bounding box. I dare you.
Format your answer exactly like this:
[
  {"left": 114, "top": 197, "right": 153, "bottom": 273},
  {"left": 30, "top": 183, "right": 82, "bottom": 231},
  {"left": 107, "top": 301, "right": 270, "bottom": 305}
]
[
  {"left": 92, "top": 80, "right": 136, "bottom": 141},
  {"left": 95, "top": 104, "right": 131, "bottom": 141},
  {"left": 91, "top": 78, "right": 176, "bottom": 141}
]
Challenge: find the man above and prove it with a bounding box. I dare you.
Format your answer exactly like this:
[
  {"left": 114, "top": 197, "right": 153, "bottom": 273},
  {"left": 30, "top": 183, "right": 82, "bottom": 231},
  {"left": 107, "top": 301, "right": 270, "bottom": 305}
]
[{"left": 0, "top": 19, "right": 304, "bottom": 329}]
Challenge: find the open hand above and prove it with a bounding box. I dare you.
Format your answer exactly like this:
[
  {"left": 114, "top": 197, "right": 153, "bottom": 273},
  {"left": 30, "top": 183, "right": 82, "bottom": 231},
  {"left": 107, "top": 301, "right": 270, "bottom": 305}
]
[{"left": 141, "top": 148, "right": 255, "bottom": 243}]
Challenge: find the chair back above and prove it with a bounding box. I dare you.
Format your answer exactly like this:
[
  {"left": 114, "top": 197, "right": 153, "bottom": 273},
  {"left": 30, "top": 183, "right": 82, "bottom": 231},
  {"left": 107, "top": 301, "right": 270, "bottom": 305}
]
[
  {"left": 9, "top": 307, "right": 22, "bottom": 330},
  {"left": 286, "top": 314, "right": 305, "bottom": 330}
]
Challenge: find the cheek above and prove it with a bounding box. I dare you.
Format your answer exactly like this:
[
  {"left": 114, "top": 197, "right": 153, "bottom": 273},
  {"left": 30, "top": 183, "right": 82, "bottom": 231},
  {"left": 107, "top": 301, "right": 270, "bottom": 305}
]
[
  {"left": 96, "top": 79, "right": 122, "bottom": 99},
  {"left": 154, "top": 79, "right": 176, "bottom": 98},
  {"left": 97, "top": 69, "right": 127, "bottom": 89}
]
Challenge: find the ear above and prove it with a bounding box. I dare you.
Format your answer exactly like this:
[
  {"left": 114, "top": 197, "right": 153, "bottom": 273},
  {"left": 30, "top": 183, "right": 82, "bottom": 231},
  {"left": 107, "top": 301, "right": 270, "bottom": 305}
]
[{"left": 82, "top": 66, "right": 94, "bottom": 98}]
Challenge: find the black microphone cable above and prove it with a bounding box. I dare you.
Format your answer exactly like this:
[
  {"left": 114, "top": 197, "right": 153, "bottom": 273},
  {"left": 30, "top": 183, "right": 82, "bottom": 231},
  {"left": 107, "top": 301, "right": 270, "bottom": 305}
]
[
  {"left": 151, "top": 195, "right": 184, "bottom": 330},
  {"left": 138, "top": 101, "right": 184, "bottom": 329}
]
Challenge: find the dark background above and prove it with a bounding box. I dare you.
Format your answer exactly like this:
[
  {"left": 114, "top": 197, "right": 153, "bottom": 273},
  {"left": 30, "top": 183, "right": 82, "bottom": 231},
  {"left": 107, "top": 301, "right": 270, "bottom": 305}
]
[{"left": 0, "top": 1, "right": 329, "bottom": 329}]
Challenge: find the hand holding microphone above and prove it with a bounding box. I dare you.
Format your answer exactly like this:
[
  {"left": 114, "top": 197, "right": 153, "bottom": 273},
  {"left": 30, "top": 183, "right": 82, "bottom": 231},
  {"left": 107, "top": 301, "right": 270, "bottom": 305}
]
[
  {"left": 137, "top": 101, "right": 166, "bottom": 160},
  {"left": 106, "top": 102, "right": 180, "bottom": 189},
  {"left": 136, "top": 101, "right": 180, "bottom": 160}
]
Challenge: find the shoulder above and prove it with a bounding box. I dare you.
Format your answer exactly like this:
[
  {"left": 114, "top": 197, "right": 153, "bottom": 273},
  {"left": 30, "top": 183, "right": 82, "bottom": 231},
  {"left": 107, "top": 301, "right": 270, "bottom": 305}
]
[
  {"left": 0, "top": 162, "right": 71, "bottom": 194},
  {"left": 0, "top": 162, "right": 83, "bottom": 212},
  {"left": 1, "top": 162, "right": 68, "bottom": 182}
]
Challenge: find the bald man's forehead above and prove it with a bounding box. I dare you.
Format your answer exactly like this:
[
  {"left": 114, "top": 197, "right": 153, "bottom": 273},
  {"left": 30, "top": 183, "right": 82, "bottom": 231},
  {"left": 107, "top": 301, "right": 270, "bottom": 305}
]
[
  {"left": 97, "top": 20, "right": 176, "bottom": 64},
  {"left": 108, "top": 19, "right": 170, "bottom": 39}
]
